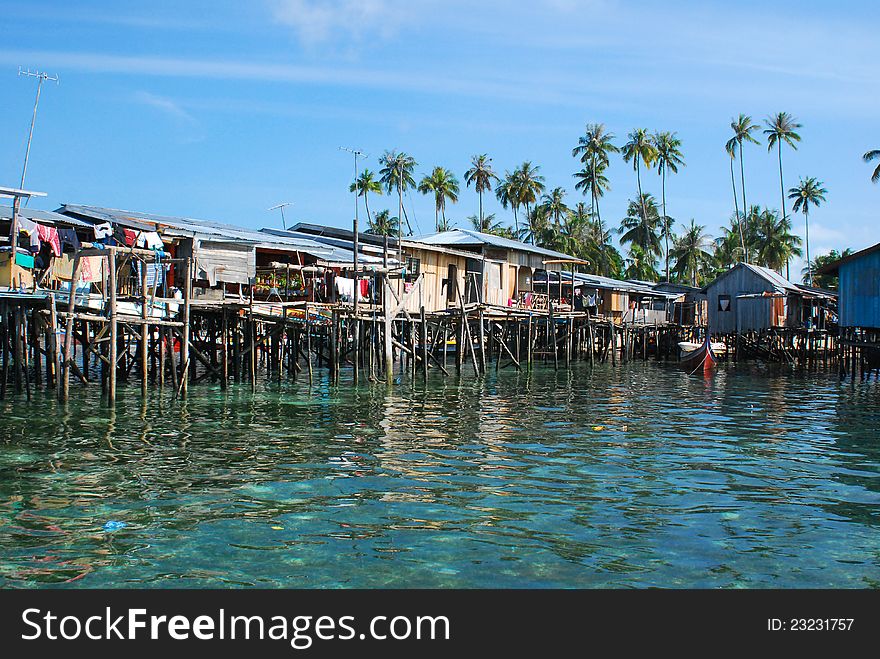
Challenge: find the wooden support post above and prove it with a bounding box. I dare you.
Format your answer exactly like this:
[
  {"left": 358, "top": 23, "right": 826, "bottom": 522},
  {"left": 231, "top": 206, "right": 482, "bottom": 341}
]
[
  {"left": 180, "top": 257, "right": 192, "bottom": 397},
  {"left": 221, "top": 309, "right": 229, "bottom": 389},
  {"left": 107, "top": 252, "right": 118, "bottom": 403},
  {"left": 140, "top": 262, "right": 149, "bottom": 395}
]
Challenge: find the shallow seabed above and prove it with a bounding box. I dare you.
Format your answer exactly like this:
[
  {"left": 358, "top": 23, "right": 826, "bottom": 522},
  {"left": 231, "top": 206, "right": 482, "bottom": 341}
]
[{"left": 1, "top": 362, "right": 878, "bottom": 588}]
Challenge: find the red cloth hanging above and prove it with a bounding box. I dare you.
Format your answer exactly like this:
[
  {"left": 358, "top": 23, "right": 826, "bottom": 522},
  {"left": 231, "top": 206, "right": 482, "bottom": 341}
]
[
  {"left": 36, "top": 224, "right": 62, "bottom": 257},
  {"left": 359, "top": 278, "right": 369, "bottom": 298}
]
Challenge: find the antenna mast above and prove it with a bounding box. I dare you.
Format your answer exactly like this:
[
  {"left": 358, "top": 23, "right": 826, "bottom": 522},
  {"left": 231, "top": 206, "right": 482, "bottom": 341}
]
[
  {"left": 268, "top": 202, "right": 294, "bottom": 230},
  {"left": 18, "top": 67, "right": 60, "bottom": 190}
]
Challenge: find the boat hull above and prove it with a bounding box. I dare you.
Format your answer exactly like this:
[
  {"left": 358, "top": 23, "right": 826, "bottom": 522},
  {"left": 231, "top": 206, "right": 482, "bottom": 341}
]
[{"left": 679, "top": 337, "right": 717, "bottom": 373}]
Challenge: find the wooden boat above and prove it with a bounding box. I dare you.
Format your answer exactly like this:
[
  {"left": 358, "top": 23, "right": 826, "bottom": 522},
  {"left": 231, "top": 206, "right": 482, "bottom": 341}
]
[{"left": 678, "top": 336, "right": 719, "bottom": 373}]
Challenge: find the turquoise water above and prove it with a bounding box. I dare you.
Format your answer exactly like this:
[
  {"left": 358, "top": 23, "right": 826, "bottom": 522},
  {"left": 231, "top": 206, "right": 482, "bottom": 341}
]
[{"left": 1, "top": 363, "right": 878, "bottom": 588}]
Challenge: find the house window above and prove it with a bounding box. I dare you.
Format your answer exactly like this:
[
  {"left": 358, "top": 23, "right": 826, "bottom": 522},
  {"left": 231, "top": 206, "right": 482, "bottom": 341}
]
[
  {"left": 718, "top": 294, "right": 731, "bottom": 312},
  {"left": 405, "top": 257, "right": 420, "bottom": 283}
]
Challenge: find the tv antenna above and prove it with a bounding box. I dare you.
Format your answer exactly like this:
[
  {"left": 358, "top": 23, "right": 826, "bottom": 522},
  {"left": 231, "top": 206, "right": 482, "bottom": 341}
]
[
  {"left": 18, "top": 67, "right": 60, "bottom": 190},
  {"left": 268, "top": 202, "right": 294, "bottom": 230},
  {"left": 339, "top": 146, "right": 367, "bottom": 225}
]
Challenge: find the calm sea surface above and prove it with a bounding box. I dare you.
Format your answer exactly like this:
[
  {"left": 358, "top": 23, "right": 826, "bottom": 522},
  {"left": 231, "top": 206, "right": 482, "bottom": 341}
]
[{"left": 1, "top": 363, "right": 878, "bottom": 588}]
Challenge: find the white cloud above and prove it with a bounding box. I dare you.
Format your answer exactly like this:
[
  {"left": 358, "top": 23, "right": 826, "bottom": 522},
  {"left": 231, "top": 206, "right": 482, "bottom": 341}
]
[
  {"left": 131, "top": 91, "right": 204, "bottom": 143},
  {"left": 133, "top": 90, "right": 197, "bottom": 124},
  {"left": 268, "top": 0, "right": 417, "bottom": 45}
]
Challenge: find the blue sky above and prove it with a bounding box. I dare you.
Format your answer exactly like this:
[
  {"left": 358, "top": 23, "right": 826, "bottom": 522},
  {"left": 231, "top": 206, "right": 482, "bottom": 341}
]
[{"left": 1, "top": 0, "right": 877, "bottom": 277}]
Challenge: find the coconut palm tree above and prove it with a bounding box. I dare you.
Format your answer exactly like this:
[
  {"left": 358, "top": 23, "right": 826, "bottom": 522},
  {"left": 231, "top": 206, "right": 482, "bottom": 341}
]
[
  {"left": 367, "top": 209, "right": 400, "bottom": 236},
  {"left": 378, "top": 150, "right": 417, "bottom": 235},
  {"left": 752, "top": 208, "right": 802, "bottom": 273},
  {"left": 788, "top": 176, "right": 827, "bottom": 285},
  {"left": 495, "top": 170, "right": 521, "bottom": 237},
  {"left": 618, "top": 193, "right": 663, "bottom": 259},
  {"left": 539, "top": 187, "right": 570, "bottom": 226},
  {"left": 621, "top": 128, "right": 658, "bottom": 247},
  {"left": 624, "top": 244, "right": 659, "bottom": 281},
  {"left": 729, "top": 114, "right": 761, "bottom": 240},
  {"left": 714, "top": 222, "right": 746, "bottom": 272},
  {"left": 468, "top": 212, "right": 507, "bottom": 236},
  {"left": 520, "top": 205, "right": 550, "bottom": 246},
  {"left": 572, "top": 123, "right": 618, "bottom": 223},
  {"left": 763, "top": 112, "right": 802, "bottom": 278},
  {"left": 652, "top": 131, "right": 684, "bottom": 282},
  {"left": 418, "top": 167, "right": 460, "bottom": 232},
  {"left": 464, "top": 154, "right": 499, "bottom": 225},
  {"left": 670, "top": 220, "right": 714, "bottom": 287},
  {"left": 584, "top": 217, "right": 624, "bottom": 278},
  {"left": 863, "top": 149, "right": 880, "bottom": 183},
  {"left": 805, "top": 248, "right": 853, "bottom": 289},
  {"left": 349, "top": 169, "right": 382, "bottom": 227},
  {"left": 514, "top": 162, "right": 546, "bottom": 243}
]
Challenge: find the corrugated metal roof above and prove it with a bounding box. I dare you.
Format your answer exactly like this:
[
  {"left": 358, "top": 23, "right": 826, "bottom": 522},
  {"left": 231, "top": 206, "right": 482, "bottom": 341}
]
[
  {"left": 539, "top": 270, "right": 675, "bottom": 297},
  {"left": 702, "top": 262, "right": 836, "bottom": 299},
  {"left": 410, "top": 229, "right": 578, "bottom": 261},
  {"left": 56, "top": 204, "right": 389, "bottom": 265},
  {"left": 0, "top": 205, "right": 93, "bottom": 227}
]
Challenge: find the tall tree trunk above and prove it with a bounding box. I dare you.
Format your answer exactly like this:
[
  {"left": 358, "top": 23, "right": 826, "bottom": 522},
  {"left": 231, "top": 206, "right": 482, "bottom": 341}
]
[
  {"left": 739, "top": 138, "right": 749, "bottom": 263},
  {"left": 730, "top": 154, "right": 744, "bottom": 263},
  {"left": 804, "top": 209, "right": 812, "bottom": 286},
  {"left": 364, "top": 192, "right": 373, "bottom": 228},
  {"left": 513, "top": 205, "right": 519, "bottom": 238},
  {"left": 479, "top": 189, "right": 483, "bottom": 225},
  {"left": 778, "top": 143, "right": 791, "bottom": 280},
  {"left": 636, "top": 156, "right": 648, "bottom": 255},
  {"left": 662, "top": 167, "right": 669, "bottom": 282}
]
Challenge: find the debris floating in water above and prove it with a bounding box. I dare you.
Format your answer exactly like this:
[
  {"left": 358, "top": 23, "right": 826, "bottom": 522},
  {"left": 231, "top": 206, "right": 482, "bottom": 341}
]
[{"left": 102, "top": 520, "right": 127, "bottom": 532}]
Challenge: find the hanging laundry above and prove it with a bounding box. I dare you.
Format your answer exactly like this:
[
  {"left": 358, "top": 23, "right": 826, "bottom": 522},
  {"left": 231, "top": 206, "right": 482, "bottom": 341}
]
[
  {"left": 135, "top": 231, "right": 163, "bottom": 249},
  {"left": 93, "top": 222, "right": 113, "bottom": 239},
  {"left": 57, "top": 227, "right": 81, "bottom": 252},
  {"left": 36, "top": 224, "right": 62, "bottom": 257},
  {"left": 122, "top": 228, "right": 138, "bottom": 246},
  {"left": 335, "top": 276, "right": 355, "bottom": 302},
  {"left": 17, "top": 217, "right": 38, "bottom": 235},
  {"left": 51, "top": 253, "right": 76, "bottom": 281},
  {"left": 78, "top": 256, "right": 106, "bottom": 284},
  {"left": 359, "top": 278, "right": 369, "bottom": 300}
]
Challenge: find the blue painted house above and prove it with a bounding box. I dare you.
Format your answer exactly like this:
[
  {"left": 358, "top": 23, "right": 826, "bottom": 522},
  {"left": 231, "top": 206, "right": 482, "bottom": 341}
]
[{"left": 817, "top": 243, "right": 880, "bottom": 329}]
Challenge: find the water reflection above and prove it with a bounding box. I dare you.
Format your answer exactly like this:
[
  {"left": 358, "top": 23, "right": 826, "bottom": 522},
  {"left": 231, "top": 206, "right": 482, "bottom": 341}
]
[{"left": 0, "top": 362, "right": 878, "bottom": 588}]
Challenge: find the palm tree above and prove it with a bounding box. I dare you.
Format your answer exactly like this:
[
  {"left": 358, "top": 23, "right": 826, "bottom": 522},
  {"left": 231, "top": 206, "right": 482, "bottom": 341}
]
[
  {"left": 806, "top": 248, "right": 853, "bottom": 289},
  {"left": 572, "top": 123, "right": 618, "bottom": 223},
  {"left": 763, "top": 112, "right": 802, "bottom": 278},
  {"left": 624, "top": 244, "right": 659, "bottom": 281},
  {"left": 349, "top": 169, "right": 382, "bottom": 227},
  {"left": 670, "top": 220, "right": 714, "bottom": 286},
  {"left": 378, "top": 150, "right": 417, "bottom": 235},
  {"left": 520, "top": 205, "right": 550, "bottom": 246},
  {"left": 514, "top": 162, "right": 545, "bottom": 243},
  {"left": 621, "top": 128, "right": 658, "bottom": 249},
  {"left": 724, "top": 138, "right": 745, "bottom": 259},
  {"left": 418, "top": 167, "right": 460, "bottom": 231},
  {"left": 584, "top": 216, "right": 624, "bottom": 278},
  {"left": 864, "top": 149, "right": 880, "bottom": 183},
  {"left": 652, "top": 131, "right": 684, "bottom": 282},
  {"left": 752, "top": 208, "right": 802, "bottom": 272},
  {"left": 464, "top": 154, "right": 499, "bottom": 225},
  {"left": 495, "top": 171, "right": 521, "bottom": 237},
  {"left": 729, "top": 114, "right": 761, "bottom": 248},
  {"left": 618, "top": 193, "right": 663, "bottom": 259},
  {"left": 468, "top": 212, "right": 507, "bottom": 236},
  {"left": 714, "top": 221, "right": 746, "bottom": 272},
  {"left": 540, "top": 187, "right": 570, "bottom": 226},
  {"left": 367, "top": 209, "right": 400, "bottom": 236},
  {"left": 788, "top": 176, "right": 827, "bottom": 285}
]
